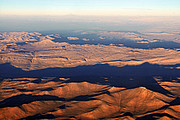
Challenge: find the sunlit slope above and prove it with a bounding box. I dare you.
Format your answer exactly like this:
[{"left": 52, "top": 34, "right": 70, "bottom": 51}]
[
  {"left": 0, "top": 77, "right": 179, "bottom": 120},
  {"left": 1, "top": 32, "right": 180, "bottom": 71}
]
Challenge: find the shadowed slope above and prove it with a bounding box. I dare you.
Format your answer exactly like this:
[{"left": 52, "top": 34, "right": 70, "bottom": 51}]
[
  {"left": 0, "top": 77, "right": 179, "bottom": 120},
  {"left": 0, "top": 62, "right": 179, "bottom": 96},
  {"left": 0, "top": 94, "right": 65, "bottom": 108},
  {"left": 0, "top": 62, "right": 180, "bottom": 78}
]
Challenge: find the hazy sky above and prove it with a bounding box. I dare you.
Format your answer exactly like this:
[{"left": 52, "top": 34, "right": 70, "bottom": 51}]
[
  {"left": 1, "top": 0, "right": 180, "bottom": 16},
  {"left": 1, "top": 0, "right": 180, "bottom": 32}
]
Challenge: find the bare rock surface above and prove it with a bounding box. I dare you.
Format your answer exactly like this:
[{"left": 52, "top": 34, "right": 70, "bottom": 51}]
[
  {"left": 0, "top": 32, "right": 180, "bottom": 120},
  {"left": 0, "top": 77, "right": 179, "bottom": 120},
  {"left": 1, "top": 32, "right": 180, "bottom": 71}
]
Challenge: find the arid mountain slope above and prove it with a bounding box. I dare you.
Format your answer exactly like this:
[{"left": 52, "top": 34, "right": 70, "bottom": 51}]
[
  {"left": 0, "top": 77, "right": 179, "bottom": 120},
  {"left": 0, "top": 32, "right": 180, "bottom": 120},
  {"left": 1, "top": 32, "right": 180, "bottom": 71}
]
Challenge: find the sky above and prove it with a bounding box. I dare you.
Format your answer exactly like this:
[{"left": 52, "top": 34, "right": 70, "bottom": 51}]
[
  {"left": 0, "top": 0, "right": 180, "bottom": 32},
  {"left": 0, "top": 0, "right": 180, "bottom": 16}
]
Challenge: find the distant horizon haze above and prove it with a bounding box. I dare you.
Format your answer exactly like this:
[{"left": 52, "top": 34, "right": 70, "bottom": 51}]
[
  {"left": 0, "top": 15, "right": 180, "bottom": 32},
  {"left": 1, "top": 0, "right": 180, "bottom": 16},
  {"left": 0, "top": 0, "right": 180, "bottom": 32}
]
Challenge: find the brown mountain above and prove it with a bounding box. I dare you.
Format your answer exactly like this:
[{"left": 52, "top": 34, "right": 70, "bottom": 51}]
[{"left": 0, "top": 77, "right": 179, "bottom": 120}]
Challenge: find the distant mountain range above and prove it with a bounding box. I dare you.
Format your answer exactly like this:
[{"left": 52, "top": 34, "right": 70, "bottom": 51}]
[
  {"left": 0, "top": 31, "right": 180, "bottom": 120},
  {"left": 0, "top": 32, "right": 180, "bottom": 71}
]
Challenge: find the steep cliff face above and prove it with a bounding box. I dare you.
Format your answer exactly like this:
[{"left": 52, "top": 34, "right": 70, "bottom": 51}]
[{"left": 0, "top": 77, "right": 179, "bottom": 120}]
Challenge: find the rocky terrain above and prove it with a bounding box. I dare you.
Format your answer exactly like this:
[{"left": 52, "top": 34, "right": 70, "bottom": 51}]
[
  {"left": 0, "top": 32, "right": 180, "bottom": 120},
  {"left": 0, "top": 32, "right": 180, "bottom": 71},
  {"left": 0, "top": 77, "right": 179, "bottom": 120},
  {"left": 83, "top": 31, "right": 180, "bottom": 43}
]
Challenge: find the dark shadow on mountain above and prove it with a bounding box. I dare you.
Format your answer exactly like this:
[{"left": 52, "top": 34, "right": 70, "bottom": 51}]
[
  {"left": 0, "top": 94, "right": 65, "bottom": 108},
  {"left": 0, "top": 90, "right": 111, "bottom": 108},
  {"left": 19, "top": 114, "right": 56, "bottom": 120},
  {"left": 112, "top": 112, "right": 134, "bottom": 119},
  {"left": 0, "top": 62, "right": 179, "bottom": 96},
  {"left": 136, "top": 97, "right": 180, "bottom": 116},
  {"left": 66, "top": 76, "right": 173, "bottom": 96},
  {"left": 52, "top": 37, "right": 180, "bottom": 49},
  {"left": 1, "top": 62, "right": 180, "bottom": 78},
  {"left": 17, "top": 87, "right": 54, "bottom": 92},
  {"left": 169, "top": 97, "right": 180, "bottom": 106},
  {"left": 67, "top": 90, "right": 110, "bottom": 102},
  {"left": 20, "top": 113, "right": 76, "bottom": 120},
  {"left": 136, "top": 113, "right": 176, "bottom": 120}
]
